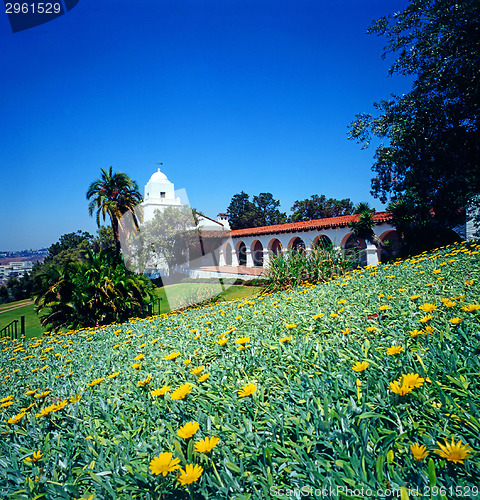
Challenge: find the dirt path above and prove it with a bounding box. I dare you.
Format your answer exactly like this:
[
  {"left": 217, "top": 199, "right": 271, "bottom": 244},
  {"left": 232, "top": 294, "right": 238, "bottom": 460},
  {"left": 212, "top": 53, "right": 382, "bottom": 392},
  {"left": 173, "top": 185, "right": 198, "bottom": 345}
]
[{"left": 0, "top": 301, "right": 34, "bottom": 314}]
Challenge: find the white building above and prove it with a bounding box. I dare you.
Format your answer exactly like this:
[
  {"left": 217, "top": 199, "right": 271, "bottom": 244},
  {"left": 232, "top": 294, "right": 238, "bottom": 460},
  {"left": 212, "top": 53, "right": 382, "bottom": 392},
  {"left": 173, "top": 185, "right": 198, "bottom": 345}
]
[{"left": 142, "top": 168, "right": 181, "bottom": 222}]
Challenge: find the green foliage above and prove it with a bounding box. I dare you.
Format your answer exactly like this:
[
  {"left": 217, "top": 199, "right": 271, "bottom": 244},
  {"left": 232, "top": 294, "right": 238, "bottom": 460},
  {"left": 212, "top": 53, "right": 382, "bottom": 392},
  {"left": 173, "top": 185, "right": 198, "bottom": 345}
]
[
  {"left": 1, "top": 242, "right": 480, "bottom": 498},
  {"left": 227, "top": 192, "right": 286, "bottom": 230},
  {"left": 290, "top": 194, "right": 355, "bottom": 222},
  {"left": 387, "top": 197, "right": 462, "bottom": 256},
  {"left": 129, "top": 205, "right": 199, "bottom": 275},
  {"left": 86, "top": 167, "right": 143, "bottom": 255},
  {"left": 44, "top": 231, "right": 93, "bottom": 263},
  {"left": 348, "top": 0, "right": 480, "bottom": 228},
  {"left": 34, "top": 249, "right": 155, "bottom": 331},
  {"left": 264, "top": 246, "right": 356, "bottom": 291}
]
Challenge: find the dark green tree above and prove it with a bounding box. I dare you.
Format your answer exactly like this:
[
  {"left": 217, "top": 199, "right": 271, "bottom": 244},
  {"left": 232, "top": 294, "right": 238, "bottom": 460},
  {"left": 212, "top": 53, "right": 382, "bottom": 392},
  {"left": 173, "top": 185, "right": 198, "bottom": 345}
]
[
  {"left": 34, "top": 249, "right": 154, "bottom": 331},
  {"left": 252, "top": 193, "right": 287, "bottom": 226},
  {"left": 45, "top": 231, "right": 93, "bottom": 262},
  {"left": 290, "top": 195, "right": 355, "bottom": 222},
  {"left": 86, "top": 167, "right": 143, "bottom": 255},
  {"left": 227, "top": 192, "right": 286, "bottom": 230},
  {"left": 348, "top": 0, "right": 480, "bottom": 229}
]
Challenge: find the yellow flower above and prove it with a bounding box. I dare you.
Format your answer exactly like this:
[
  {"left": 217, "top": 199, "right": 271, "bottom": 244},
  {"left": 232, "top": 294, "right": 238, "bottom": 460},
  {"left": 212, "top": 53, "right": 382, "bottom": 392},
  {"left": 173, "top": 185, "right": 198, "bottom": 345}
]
[
  {"left": 165, "top": 352, "right": 181, "bottom": 361},
  {"left": 34, "top": 390, "right": 51, "bottom": 399},
  {"left": 134, "top": 354, "right": 145, "bottom": 361},
  {"left": 69, "top": 394, "right": 83, "bottom": 403},
  {"left": 216, "top": 338, "right": 228, "bottom": 346},
  {"left": 0, "top": 401, "right": 14, "bottom": 408},
  {"left": 132, "top": 362, "right": 141, "bottom": 370},
  {"left": 234, "top": 337, "right": 250, "bottom": 345},
  {"left": 410, "top": 295, "right": 421, "bottom": 300},
  {"left": 410, "top": 443, "right": 429, "bottom": 462},
  {"left": 198, "top": 373, "right": 210, "bottom": 383},
  {"left": 365, "top": 326, "right": 376, "bottom": 332},
  {"left": 171, "top": 383, "right": 192, "bottom": 400},
  {"left": 107, "top": 372, "right": 119, "bottom": 379},
  {"left": 183, "top": 359, "right": 192, "bottom": 365},
  {"left": 87, "top": 377, "right": 104, "bottom": 387},
  {"left": 312, "top": 314, "right": 323, "bottom": 319},
  {"left": 433, "top": 437, "right": 473, "bottom": 464},
  {"left": 285, "top": 323, "right": 297, "bottom": 329},
  {"left": 238, "top": 383, "right": 257, "bottom": 397},
  {"left": 419, "top": 303, "right": 436, "bottom": 313},
  {"left": 330, "top": 313, "right": 338, "bottom": 318},
  {"left": 177, "top": 464, "right": 203, "bottom": 485},
  {"left": 151, "top": 385, "right": 170, "bottom": 397},
  {"left": 149, "top": 452, "right": 180, "bottom": 476},
  {"left": 465, "top": 279, "right": 474, "bottom": 285},
  {"left": 25, "top": 450, "right": 43, "bottom": 463},
  {"left": 386, "top": 346, "right": 404, "bottom": 355},
  {"left": 7, "top": 412, "right": 26, "bottom": 424},
  {"left": 177, "top": 421, "right": 200, "bottom": 439},
  {"left": 195, "top": 436, "right": 219, "bottom": 453},
  {"left": 410, "top": 329, "right": 423, "bottom": 338},
  {"left": 402, "top": 373, "right": 425, "bottom": 389},
  {"left": 449, "top": 317, "right": 463, "bottom": 325},
  {"left": 388, "top": 380, "right": 414, "bottom": 396},
  {"left": 462, "top": 304, "right": 480, "bottom": 312},
  {"left": 190, "top": 366, "right": 204, "bottom": 376},
  {"left": 138, "top": 375, "right": 152, "bottom": 387},
  {"left": 419, "top": 315, "right": 432, "bottom": 323},
  {"left": 36, "top": 406, "right": 56, "bottom": 418},
  {"left": 280, "top": 336, "right": 292, "bottom": 343},
  {"left": 352, "top": 361, "right": 369, "bottom": 372},
  {"left": 378, "top": 305, "right": 390, "bottom": 311},
  {"left": 25, "top": 389, "right": 37, "bottom": 396},
  {"left": 424, "top": 325, "right": 434, "bottom": 335}
]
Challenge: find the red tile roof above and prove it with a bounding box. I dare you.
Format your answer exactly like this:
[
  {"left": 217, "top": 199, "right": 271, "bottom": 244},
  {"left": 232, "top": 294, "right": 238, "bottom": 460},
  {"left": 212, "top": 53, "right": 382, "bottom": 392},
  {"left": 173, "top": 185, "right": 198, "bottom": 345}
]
[{"left": 229, "top": 211, "right": 393, "bottom": 238}]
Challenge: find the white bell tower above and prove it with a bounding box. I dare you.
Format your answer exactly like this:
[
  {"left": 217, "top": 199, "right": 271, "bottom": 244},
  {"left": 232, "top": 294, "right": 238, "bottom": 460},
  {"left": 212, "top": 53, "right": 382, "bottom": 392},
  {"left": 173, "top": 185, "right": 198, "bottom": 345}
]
[{"left": 143, "top": 167, "right": 181, "bottom": 222}]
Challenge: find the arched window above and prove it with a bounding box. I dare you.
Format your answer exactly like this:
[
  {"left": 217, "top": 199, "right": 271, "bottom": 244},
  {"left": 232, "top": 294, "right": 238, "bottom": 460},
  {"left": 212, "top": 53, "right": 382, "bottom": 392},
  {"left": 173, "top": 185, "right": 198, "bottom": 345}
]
[
  {"left": 343, "top": 233, "right": 367, "bottom": 267},
  {"left": 313, "top": 235, "right": 333, "bottom": 250},
  {"left": 236, "top": 241, "right": 247, "bottom": 266},
  {"left": 268, "top": 238, "right": 282, "bottom": 255},
  {"left": 289, "top": 236, "right": 305, "bottom": 253},
  {"left": 251, "top": 240, "right": 264, "bottom": 267}
]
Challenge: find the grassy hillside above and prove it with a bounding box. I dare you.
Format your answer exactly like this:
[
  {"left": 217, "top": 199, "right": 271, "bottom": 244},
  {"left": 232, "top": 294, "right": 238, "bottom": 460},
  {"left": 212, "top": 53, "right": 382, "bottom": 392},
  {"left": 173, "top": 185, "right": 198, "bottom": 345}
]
[
  {"left": 0, "top": 242, "right": 479, "bottom": 499},
  {"left": 0, "top": 285, "right": 263, "bottom": 341}
]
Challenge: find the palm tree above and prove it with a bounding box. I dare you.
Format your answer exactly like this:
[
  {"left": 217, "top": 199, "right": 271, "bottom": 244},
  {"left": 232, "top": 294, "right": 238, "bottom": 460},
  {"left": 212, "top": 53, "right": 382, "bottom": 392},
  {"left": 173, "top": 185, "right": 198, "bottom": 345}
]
[
  {"left": 86, "top": 167, "right": 143, "bottom": 255},
  {"left": 349, "top": 202, "right": 390, "bottom": 258}
]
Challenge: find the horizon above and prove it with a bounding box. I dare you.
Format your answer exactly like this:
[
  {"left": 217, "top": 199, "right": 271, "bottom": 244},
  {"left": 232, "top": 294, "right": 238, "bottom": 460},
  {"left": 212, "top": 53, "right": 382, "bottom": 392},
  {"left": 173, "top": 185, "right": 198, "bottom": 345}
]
[{"left": 1, "top": 0, "right": 411, "bottom": 252}]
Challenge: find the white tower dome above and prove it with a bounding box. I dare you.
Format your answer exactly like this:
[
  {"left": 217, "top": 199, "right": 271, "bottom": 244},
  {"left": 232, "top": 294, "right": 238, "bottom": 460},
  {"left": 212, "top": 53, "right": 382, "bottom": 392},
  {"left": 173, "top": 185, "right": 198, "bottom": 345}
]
[{"left": 143, "top": 167, "right": 181, "bottom": 222}]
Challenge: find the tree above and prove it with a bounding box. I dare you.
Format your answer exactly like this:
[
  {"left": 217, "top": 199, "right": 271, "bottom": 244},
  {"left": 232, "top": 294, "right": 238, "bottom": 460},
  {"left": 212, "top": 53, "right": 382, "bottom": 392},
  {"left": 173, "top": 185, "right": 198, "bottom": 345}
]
[
  {"left": 349, "top": 202, "right": 386, "bottom": 251},
  {"left": 34, "top": 249, "right": 154, "bottom": 331},
  {"left": 348, "top": 0, "right": 480, "bottom": 230},
  {"left": 129, "top": 205, "right": 200, "bottom": 276},
  {"left": 86, "top": 167, "right": 143, "bottom": 255},
  {"left": 45, "top": 231, "right": 93, "bottom": 261},
  {"left": 227, "top": 192, "right": 258, "bottom": 230},
  {"left": 290, "top": 195, "right": 355, "bottom": 222},
  {"left": 252, "top": 193, "right": 287, "bottom": 226},
  {"left": 227, "top": 192, "right": 286, "bottom": 230}
]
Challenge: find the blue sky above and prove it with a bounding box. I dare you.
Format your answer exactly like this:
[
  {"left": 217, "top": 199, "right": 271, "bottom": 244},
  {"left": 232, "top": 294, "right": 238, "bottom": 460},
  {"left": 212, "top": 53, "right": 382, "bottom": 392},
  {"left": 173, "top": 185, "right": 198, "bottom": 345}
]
[{"left": 0, "top": 0, "right": 411, "bottom": 251}]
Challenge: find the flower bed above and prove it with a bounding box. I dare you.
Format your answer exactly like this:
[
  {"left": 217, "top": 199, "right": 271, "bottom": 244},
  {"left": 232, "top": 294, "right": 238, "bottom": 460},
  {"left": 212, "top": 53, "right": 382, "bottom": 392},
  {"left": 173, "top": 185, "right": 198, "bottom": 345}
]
[{"left": 1, "top": 242, "right": 479, "bottom": 499}]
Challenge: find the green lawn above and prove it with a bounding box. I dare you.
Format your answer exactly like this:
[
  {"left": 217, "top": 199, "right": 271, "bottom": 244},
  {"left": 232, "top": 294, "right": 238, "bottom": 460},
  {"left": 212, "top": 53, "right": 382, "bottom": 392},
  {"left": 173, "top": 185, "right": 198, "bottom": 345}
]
[
  {"left": 0, "top": 284, "right": 264, "bottom": 339},
  {"left": 0, "top": 302, "right": 46, "bottom": 340},
  {"left": 153, "top": 283, "right": 264, "bottom": 313}
]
